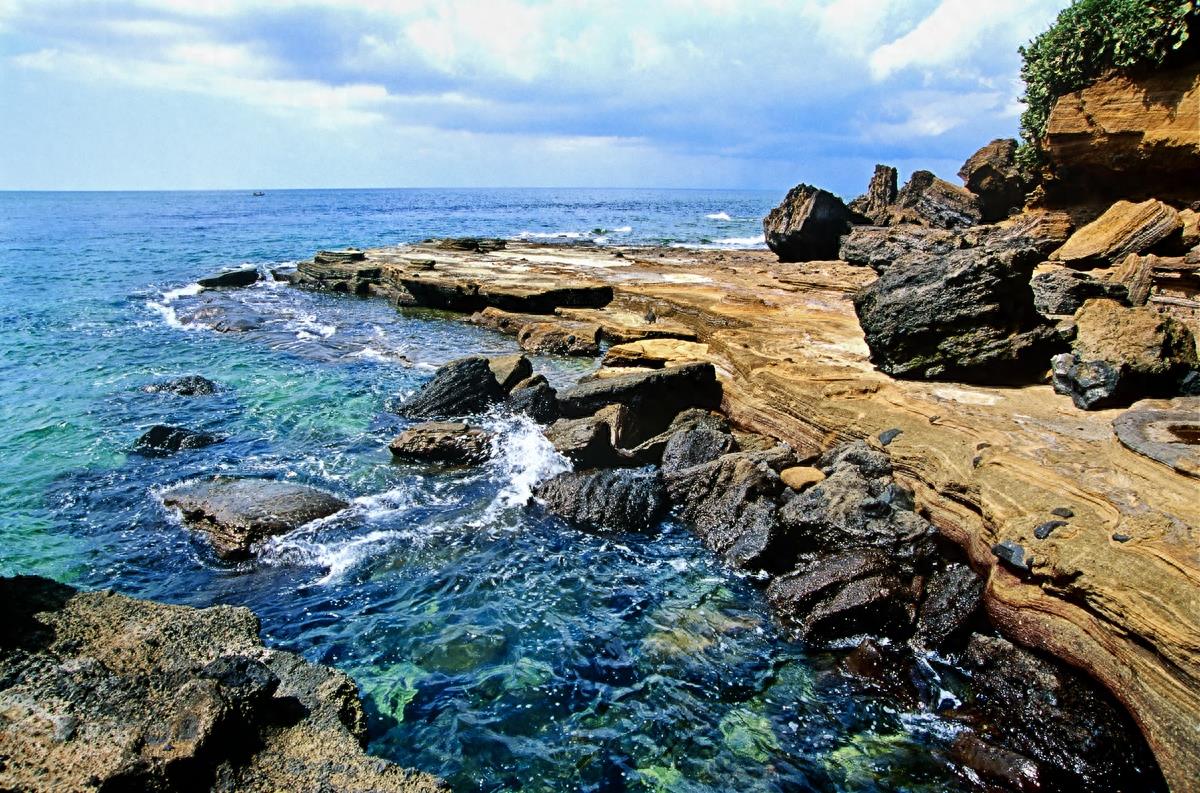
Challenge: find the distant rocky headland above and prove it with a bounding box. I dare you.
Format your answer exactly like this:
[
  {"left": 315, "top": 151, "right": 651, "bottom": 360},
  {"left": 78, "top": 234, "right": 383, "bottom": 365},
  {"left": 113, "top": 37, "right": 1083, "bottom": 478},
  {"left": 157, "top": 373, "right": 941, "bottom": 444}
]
[{"left": 4, "top": 5, "right": 1198, "bottom": 792}]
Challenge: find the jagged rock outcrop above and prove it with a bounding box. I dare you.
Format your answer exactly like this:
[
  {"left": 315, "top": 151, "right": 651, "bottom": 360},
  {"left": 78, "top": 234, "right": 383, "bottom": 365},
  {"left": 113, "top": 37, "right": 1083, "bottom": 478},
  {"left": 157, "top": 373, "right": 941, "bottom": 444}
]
[
  {"left": 389, "top": 421, "right": 493, "bottom": 465},
  {"left": 508, "top": 374, "right": 559, "bottom": 423},
  {"left": 848, "top": 164, "right": 898, "bottom": 225},
  {"left": 854, "top": 247, "right": 1062, "bottom": 382},
  {"left": 134, "top": 425, "right": 223, "bottom": 456},
  {"left": 533, "top": 467, "right": 666, "bottom": 533},
  {"left": 487, "top": 354, "right": 532, "bottom": 392},
  {"left": 161, "top": 478, "right": 347, "bottom": 559},
  {"left": 892, "top": 170, "right": 982, "bottom": 229},
  {"left": 1043, "top": 61, "right": 1200, "bottom": 206},
  {"left": 544, "top": 404, "right": 636, "bottom": 468},
  {"left": 763, "top": 184, "right": 856, "bottom": 262},
  {"left": 398, "top": 356, "right": 507, "bottom": 419},
  {"left": 1051, "top": 298, "right": 1198, "bottom": 409},
  {"left": 1032, "top": 267, "right": 1128, "bottom": 315},
  {"left": 959, "top": 138, "right": 1029, "bottom": 222},
  {"left": 142, "top": 374, "right": 218, "bottom": 396},
  {"left": 198, "top": 267, "right": 259, "bottom": 288},
  {"left": 1051, "top": 200, "right": 1182, "bottom": 268},
  {"left": 839, "top": 224, "right": 964, "bottom": 270},
  {"left": 0, "top": 576, "right": 443, "bottom": 793}
]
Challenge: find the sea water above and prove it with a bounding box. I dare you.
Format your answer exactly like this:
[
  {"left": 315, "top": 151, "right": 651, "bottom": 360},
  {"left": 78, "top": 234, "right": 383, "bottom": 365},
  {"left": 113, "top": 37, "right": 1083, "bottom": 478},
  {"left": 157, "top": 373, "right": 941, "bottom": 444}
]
[{"left": 0, "top": 189, "right": 971, "bottom": 791}]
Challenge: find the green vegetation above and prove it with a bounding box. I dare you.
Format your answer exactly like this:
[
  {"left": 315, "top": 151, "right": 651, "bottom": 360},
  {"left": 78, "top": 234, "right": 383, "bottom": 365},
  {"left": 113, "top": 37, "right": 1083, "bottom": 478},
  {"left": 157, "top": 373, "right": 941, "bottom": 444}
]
[{"left": 1017, "top": 0, "right": 1197, "bottom": 168}]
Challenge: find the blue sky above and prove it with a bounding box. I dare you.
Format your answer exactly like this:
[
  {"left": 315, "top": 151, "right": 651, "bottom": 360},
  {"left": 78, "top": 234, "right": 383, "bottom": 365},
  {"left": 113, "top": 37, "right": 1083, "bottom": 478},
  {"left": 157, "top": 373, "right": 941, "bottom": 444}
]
[{"left": 0, "top": 0, "right": 1069, "bottom": 195}]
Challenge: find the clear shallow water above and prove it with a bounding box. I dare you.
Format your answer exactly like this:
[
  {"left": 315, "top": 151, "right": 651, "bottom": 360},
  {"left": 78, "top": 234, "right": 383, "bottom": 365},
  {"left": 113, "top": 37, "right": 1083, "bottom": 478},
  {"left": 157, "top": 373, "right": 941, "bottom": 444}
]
[{"left": 0, "top": 189, "right": 971, "bottom": 791}]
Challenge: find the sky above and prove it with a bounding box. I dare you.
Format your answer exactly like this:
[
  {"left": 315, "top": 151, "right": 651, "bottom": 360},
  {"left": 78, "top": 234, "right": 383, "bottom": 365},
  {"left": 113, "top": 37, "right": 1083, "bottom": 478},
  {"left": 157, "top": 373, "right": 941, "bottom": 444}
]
[{"left": 0, "top": 0, "right": 1071, "bottom": 195}]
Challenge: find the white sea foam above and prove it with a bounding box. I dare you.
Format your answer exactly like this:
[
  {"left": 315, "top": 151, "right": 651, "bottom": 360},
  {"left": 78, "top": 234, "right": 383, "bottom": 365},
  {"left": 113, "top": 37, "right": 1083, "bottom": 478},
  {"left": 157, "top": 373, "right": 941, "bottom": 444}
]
[
  {"left": 146, "top": 282, "right": 203, "bottom": 330},
  {"left": 612, "top": 226, "right": 633, "bottom": 233},
  {"left": 715, "top": 234, "right": 766, "bottom": 246},
  {"left": 706, "top": 212, "right": 733, "bottom": 221},
  {"left": 485, "top": 414, "right": 570, "bottom": 513},
  {"left": 514, "top": 230, "right": 586, "bottom": 240}
]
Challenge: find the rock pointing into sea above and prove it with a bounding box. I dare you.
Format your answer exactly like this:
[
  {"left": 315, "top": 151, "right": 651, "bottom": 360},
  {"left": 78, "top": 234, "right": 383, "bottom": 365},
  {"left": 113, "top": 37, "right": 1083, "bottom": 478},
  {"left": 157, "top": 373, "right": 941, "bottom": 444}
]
[{"left": 0, "top": 575, "right": 444, "bottom": 793}]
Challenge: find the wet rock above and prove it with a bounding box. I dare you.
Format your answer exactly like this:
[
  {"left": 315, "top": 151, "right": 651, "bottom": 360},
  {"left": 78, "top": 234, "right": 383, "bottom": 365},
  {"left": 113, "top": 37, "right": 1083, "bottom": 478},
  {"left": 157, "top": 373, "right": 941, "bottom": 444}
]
[
  {"left": 841, "top": 638, "right": 921, "bottom": 706},
  {"left": 948, "top": 733, "right": 1041, "bottom": 793},
  {"left": 663, "top": 452, "right": 785, "bottom": 570},
  {"left": 854, "top": 247, "right": 1062, "bottom": 383},
  {"left": 892, "top": 170, "right": 982, "bottom": 229},
  {"left": 763, "top": 184, "right": 856, "bottom": 262},
  {"left": 133, "top": 425, "right": 222, "bottom": 456},
  {"left": 198, "top": 267, "right": 260, "bottom": 288},
  {"left": 963, "top": 633, "right": 1166, "bottom": 791},
  {"left": 847, "top": 164, "right": 898, "bottom": 226},
  {"left": 1051, "top": 200, "right": 1182, "bottom": 269},
  {"left": 779, "top": 466, "right": 825, "bottom": 491},
  {"left": 292, "top": 258, "right": 382, "bottom": 295},
  {"left": 142, "top": 374, "right": 218, "bottom": 396},
  {"left": 1051, "top": 299, "right": 1198, "bottom": 409},
  {"left": 517, "top": 321, "right": 601, "bottom": 356},
  {"left": 660, "top": 426, "right": 736, "bottom": 473},
  {"left": 398, "top": 356, "right": 507, "bottom": 419},
  {"left": 0, "top": 575, "right": 443, "bottom": 793},
  {"left": 556, "top": 363, "right": 721, "bottom": 445},
  {"left": 1112, "top": 397, "right": 1200, "bottom": 477},
  {"left": 487, "top": 354, "right": 532, "bottom": 392},
  {"left": 1032, "top": 267, "right": 1128, "bottom": 315},
  {"left": 958, "top": 138, "right": 1028, "bottom": 222},
  {"left": 533, "top": 467, "right": 666, "bottom": 533},
  {"left": 508, "top": 374, "right": 559, "bottom": 424},
  {"left": 913, "top": 561, "right": 982, "bottom": 649},
  {"left": 838, "top": 224, "right": 965, "bottom": 270},
  {"left": 389, "top": 421, "right": 493, "bottom": 466},
  {"left": 178, "top": 300, "right": 267, "bottom": 333},
  {"left": 544, "top": 404, "right": 634, "bottom": 468},
  {"left": 161, "top": 477, "right": 348, "bottom": 559}
]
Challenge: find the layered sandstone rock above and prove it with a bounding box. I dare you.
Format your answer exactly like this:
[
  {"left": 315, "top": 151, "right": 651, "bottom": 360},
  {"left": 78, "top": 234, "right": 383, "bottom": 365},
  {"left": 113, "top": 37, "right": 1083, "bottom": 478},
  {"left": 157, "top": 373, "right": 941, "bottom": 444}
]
[
  {"left": 848, "top": 164, "right": 898, "bottom": 225},
  {"left": 389, "top": 421, "right": 493, "bottom": 465},
  {"left": 1051, "top": 199, "right": 1182, "bottom": 268},
  {"left": 892, "top": 170, "right": 982, "bottom": 229}
]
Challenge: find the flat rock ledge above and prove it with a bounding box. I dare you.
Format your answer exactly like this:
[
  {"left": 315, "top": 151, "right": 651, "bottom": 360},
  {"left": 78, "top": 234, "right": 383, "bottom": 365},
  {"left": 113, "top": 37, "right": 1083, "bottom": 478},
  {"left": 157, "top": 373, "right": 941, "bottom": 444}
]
[{"left": 0, "top": 575, "right": 444, "bottom": 793}]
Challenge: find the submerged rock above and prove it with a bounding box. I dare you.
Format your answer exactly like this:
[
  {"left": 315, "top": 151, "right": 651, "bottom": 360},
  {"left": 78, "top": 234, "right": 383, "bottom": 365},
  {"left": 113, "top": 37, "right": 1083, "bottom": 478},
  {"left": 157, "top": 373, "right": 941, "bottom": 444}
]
[
  {"left": 763, "top": 184, "right": 856, "bottom": 262},
  {"left": 133, "top": 424, "right": 222, "bottom": 456},
  {"left": 198, "top": 267, "right": 260, "bottom": 288},
  {"left": 389, "top": 421, "right": 493, "bottom": 465},
  {"left": 534, "top": 467, "right": 666, "bottom": 533},
  {"left": 142, "top": 374, "right": 218, "bottom": 396},
  {"left": 0, "top": 575, "right": 444, "bottom": 793},
  {"left": 958, "top": 138, "right": 1028, "bottom": 223},
  {"left": 398, "top": 356, "right": 506, "bottom": 419},
  {"left": 854, "top": 247, "right": 1061, "bottom": 383},
  {"left": 161, "top": 477, "right": 348, "bottom": 559},
  {"left": 177, "top": 300, "right": 267, "bottom": 333}
]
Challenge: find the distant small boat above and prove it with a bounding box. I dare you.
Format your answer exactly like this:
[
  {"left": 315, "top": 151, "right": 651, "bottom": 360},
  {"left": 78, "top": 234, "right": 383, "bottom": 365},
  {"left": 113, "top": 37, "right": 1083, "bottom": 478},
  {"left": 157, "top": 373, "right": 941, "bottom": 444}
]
[{"left": 252, "top": 191, "right": 265, "bottom": 197}]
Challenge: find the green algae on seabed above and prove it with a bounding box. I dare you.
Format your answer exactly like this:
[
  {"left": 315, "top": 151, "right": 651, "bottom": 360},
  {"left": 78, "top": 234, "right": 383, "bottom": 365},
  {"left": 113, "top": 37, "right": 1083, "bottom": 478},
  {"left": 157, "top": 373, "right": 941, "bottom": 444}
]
[
  {"left": 355, "top": 661, "right": 427, "bottom": 722},
  {"left": 719, "top": 708, "right": 782, "bottom": 762},
  {"left": 637, "top": 763, "right": 686, "bottom": 791},
  {"left": 825, "top": 729, "right": 952, "bottom": 790}
]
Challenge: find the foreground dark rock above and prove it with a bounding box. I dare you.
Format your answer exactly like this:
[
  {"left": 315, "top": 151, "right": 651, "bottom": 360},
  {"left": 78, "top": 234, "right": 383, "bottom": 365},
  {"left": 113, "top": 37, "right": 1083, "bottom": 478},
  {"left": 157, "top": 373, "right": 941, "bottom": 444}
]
[
  {"left": 854, "top": 248, "right": 1062, "bottom": 382},
  {"left": 389, "top": 421, "right": 493, "bottom": 465},
  {"left": 142, "top": 374, "right": 218, "bottom": 396},
  {"left": 0, "top": 576, "right": 443, "bottom": 793},
  {"left": 134, "top": 424, "right": 223, "bottom": 456},
  {"left": 198, "top": 267, "right": 260, "bottom": 288},
  {"left": 162, "top": 477, "right": 348, "bottom": 559},
  {"left": 763, "top": 184, "right": 855, "bottom": 262},
  {"left": 398, "top": 356, "right": 507, "bottom": 419},
  {"left": 534, "top": 467, "right": 666, "bottom": 533},
  {"left": 1031, "top": 267, "right": 1128, "bottom": 315},
  {"left": 958, "top": 138, "right": 1028, "bottom": 223},
  {"left": 838, "top": 224, "right": 964, "bottom": 270},
  {"left": 508, "top": 374, "right": 559, "bottom": 423}
]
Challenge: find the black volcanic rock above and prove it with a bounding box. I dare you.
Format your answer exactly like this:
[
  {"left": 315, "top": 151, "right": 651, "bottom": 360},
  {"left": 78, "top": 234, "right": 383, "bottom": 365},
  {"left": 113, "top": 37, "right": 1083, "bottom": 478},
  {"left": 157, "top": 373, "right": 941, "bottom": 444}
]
[
  {"left": 763, "top": 184, "right": 856, "bottom": 262},
  {"left": 398, "top": 356, "right": 507, "bottom": 419},
  {"left": 534, "top": 467, "right": 666, "bottom": 533}
]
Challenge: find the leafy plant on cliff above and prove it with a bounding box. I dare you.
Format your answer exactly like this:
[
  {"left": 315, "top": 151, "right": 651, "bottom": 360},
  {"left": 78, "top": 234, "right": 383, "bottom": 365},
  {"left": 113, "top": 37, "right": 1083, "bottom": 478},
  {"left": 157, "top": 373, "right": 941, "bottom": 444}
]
[{"left": 1016, "top": 0, "right": 1197, "bottom": 169}]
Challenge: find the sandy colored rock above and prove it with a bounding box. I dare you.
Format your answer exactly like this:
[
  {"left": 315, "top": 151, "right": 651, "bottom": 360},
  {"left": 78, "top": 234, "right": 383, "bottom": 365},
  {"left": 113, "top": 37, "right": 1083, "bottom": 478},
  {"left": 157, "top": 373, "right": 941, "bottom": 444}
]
[
  {"left": 1051, "top": 200, "right": 1182, "bottom": 269},
  {"left": 487, "top": 353, "right": 532, "bottom": 392},
  {"left": 779, "top": 465, "right": 826, "bottom": 491},
  {"left": 848, "top": 164, "right": 898, "bottom": 225},
  {"left": 389, "top": 421, "right": 493, "bottom": 465},
  {"left": 0, "top": 576, "right": 443, "bottom": 793},
  {"left": 602, "top": 338, "right": 710, "bottom": 368},
  {"left": 517, "top": 320, "right": 601, "bottom": 356},
  {"left": 891, "top": 170, "right": 982, "bottom": 229}
]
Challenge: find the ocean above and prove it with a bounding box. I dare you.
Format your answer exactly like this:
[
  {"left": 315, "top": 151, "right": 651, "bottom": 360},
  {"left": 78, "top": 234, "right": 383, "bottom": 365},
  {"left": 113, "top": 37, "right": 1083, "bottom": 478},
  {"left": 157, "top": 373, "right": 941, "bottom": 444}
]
[{"left": 0, "top": 188, "right": 968, "bottom": 791}]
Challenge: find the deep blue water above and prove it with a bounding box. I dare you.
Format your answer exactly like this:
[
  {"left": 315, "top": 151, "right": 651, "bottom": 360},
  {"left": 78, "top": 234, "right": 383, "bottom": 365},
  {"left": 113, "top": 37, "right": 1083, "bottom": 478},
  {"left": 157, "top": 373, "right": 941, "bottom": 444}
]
[{"left": 0, "top": 189, "right": 971, "bottom": 791}]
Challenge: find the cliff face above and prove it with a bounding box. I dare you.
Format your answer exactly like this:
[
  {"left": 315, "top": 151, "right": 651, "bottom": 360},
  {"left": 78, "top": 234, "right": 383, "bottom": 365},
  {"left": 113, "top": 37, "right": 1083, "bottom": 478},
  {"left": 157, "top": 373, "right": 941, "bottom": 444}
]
[{"left": 1042, "top": 60, "right": 1200, "bottom": 209}]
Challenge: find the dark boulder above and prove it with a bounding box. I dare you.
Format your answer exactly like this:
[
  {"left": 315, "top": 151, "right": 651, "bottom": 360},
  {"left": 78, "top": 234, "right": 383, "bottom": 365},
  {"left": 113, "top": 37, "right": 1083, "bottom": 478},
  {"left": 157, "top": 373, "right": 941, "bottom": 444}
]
[
  {"left": 893, "top": 170, "right": 982, "bottom": 229},
  {"left": 660, "top": 426, "right": 736, "bottom": 473},
  {"left": 389, "top": 421, "right": 493, "bottom": 465},
  {"left": 544, "top": 404, "right": 635, "bottom": 468},
  {"left": 963, "top": 633, "right": 1166, "bottom": 791},
  {"left": 556, "top": 363, "right": 721, "bottom": 445},
  {"left": 848, "top": 164, "right": 898, "bottom": 226},
  {"left": 161, "top": 477, "right": 348, "bottom": 559},
  {"left": 509, "top": 374, "right": 559, "bottom": 423},
  {"left": 142, "top": 375, "right": 218, "bottom": 396},
  {"left": 912, "top": 560, "right": 983, "bottom": 649},
  {"left": 398, "top": 356, "right": 507, "bottom": 419},
  {"left": 958, "top": 138, "right": 1029, "bottom": 222},
  {"left": 838, "top": 225, "right": 964, "bottom": 270},
  {"left": 763, "top": 184, "right": 856, "bottom": 262},
  {"left": 533, "top": 467, "right": 666, "bottom": 533},
  {"left": 853, "top": 247, "right": 1063, "bottom": 383},
  {"left": 1032, "top": 268, "right": 1128, "bottom": 316},
  {"left": 198, "top": 267, "right": 260, "bottom": 288},
  {"left": 177, "top": 300, "right": 267, "bottom": 333},
  {"left": 626, "top": 408, "right": 730, "bottom": 465},
  {"left": 133, "top": 425, "right": 222, "bottom": 456}
]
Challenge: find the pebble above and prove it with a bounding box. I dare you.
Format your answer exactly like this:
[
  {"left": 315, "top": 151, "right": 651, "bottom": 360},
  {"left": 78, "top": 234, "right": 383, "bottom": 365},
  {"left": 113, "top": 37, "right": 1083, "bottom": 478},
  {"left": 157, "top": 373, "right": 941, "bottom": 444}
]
[{"left": 1034, "top": 520, "right": 1068, "bottom": 540}]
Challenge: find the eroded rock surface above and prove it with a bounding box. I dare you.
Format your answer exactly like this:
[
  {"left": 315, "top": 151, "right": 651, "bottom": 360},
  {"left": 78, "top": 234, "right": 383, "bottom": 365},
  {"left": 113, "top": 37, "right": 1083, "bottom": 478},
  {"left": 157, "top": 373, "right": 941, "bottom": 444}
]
[
  {"left": 134, "top": 424, "right": 222, "bottom": 456},
  {"left": 763, "top": 184, "right": 855, "bottom": 262},
  {"left": 959, "top": 138, "right": 1028, "bottom": 222},
  {"left": 892, "top": 170, "right": 982, "bottom": 229},
  {"left": 534, "top": 467, "right": 666, "bottom": 533},
  {"left": 1051, "top": 200, "right": 1182, "bottom": 268},
  {"left": 398, "top": 356, "right": 507, "bottom": 419},
  {"left": 0, "top": 576, "right": 443, "bottom": 793},
  {"left": 389, "top": 421, "right": 493, "bottom": 465}
]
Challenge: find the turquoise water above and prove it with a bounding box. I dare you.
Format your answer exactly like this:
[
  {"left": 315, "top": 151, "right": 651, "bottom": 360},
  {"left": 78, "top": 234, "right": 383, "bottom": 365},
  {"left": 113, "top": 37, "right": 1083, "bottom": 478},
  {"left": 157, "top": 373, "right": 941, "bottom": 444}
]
[{"left": 1, "top": 189, "right": 971, "bottom": 791}]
